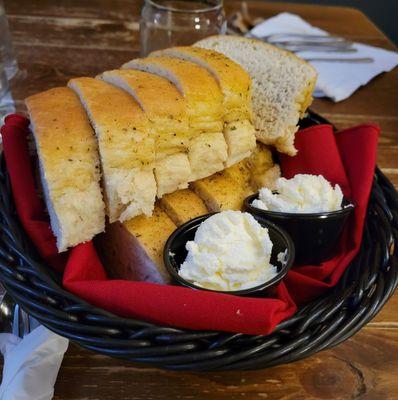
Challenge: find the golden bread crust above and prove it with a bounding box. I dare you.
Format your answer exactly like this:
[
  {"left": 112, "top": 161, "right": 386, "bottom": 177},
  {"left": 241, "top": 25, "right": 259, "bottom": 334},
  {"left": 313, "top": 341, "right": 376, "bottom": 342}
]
[
  {"left": 101, "top": 69, "right": 187, "bottom": 121},
  {"left": 25, "top": 87, "right": 105, "bottom": 251},
  {"left": 160, "top": 189, "right": 208, "bottom": 226},
  {"left": 123, "top": 56, "right": 224, "bottom": 131},
  {"left": 148, "top": 47, "right": 256, "bottom": 167},
  {"left": 96, "top": 219, "right": 171, "bottom": 283},
  {"left": 100, "top": 69, "right": 190, "bottom": 158},
  {"left": 151, "top": 46, "right": 253, "bottom": 121},
  {"left": 68, "top": 77, "right": 157, "bottom": 221},
  {"left": 26, "top": 87, "right": 100, "bottom": 190},
  {"left": 68, "top": 77, "right": 154, "bottom": 169},
  {"left": 191, "top": 170, "right": 253, "bottom": 212},
  {"left": 123, "top": 205, "right": 176, "bottom": 271}
]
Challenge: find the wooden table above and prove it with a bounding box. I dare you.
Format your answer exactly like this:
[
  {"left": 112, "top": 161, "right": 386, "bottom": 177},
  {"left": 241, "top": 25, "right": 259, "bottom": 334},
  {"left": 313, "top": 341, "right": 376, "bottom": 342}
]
[{"left": 2, "top": 1, "right": 398, "bottom": 399}]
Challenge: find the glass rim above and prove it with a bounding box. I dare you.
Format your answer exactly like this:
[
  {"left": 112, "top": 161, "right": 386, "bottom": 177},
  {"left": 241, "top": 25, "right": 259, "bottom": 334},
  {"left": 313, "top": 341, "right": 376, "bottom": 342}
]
[{"left": 145, "top": 0, "right": 223, "bottom": 13}]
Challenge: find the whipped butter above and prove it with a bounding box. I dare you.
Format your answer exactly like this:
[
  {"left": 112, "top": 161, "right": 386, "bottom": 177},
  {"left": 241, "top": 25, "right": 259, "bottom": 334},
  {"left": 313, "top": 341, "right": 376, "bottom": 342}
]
[
  {"left": 178, "top": 211, "right": 277, "bottom": 291},
  {"left": 252, "top": 174, "right": 343, "bottom": 213}
]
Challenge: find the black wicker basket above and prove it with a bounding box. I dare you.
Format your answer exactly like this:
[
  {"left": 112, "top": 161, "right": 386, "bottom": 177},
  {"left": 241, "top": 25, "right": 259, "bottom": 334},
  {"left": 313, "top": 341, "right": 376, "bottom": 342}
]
[{"left": 0, "top": 112, "right": 397, "bottom": 371}]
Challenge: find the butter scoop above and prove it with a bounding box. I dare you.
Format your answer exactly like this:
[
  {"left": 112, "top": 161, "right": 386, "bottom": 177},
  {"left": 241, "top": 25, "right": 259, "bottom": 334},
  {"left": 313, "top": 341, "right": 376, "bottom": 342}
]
[
  {"left": 178, "top": 211, "right": 277, "bottom": 291},
  {"left": 252, "top": 174, "right": 343, "bottom": 213}
]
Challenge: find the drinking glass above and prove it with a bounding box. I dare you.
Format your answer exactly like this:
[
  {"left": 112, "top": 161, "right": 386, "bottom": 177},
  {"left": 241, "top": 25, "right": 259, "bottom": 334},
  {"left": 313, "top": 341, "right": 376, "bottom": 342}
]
[
  {"left": 140, "top": 0, "right": 226, "bottom": 56},
  {"left": 0, "top": 63, "right": 8, "bottom": 100},
  {"left": 0, "top": 63, "right": 8, "bottom": 109},
  {"left": 0, "top": 63, "right": 11, "bottom": 123},
  {"left": 0, "top": 0, "right": 18, "bottom": 80}
]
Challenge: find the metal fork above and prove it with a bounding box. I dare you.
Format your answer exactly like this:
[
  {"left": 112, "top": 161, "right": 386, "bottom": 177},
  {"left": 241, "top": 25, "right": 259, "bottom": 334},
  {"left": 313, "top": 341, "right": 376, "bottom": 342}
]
[
  {"left": 12, "top": 303, "right": 32, "bottom": 338},
  {"left": 305, "top": 57, "right": 374, "bottom": 63},
  {"left": 252, "top": 33, "right": 354, "bottom": 50},
  {"left": 257, "top": 33, "right": 350, "bottom": 41},
  {"left": 1, "top": 283, "right": 37, "bottom": 337},
  {"left": 248, "top": 32, "right": 374, "bottom": 63}
]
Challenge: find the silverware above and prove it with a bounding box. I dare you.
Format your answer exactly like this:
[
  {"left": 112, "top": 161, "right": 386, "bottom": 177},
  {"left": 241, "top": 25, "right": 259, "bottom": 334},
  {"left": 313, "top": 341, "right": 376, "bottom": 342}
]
[
  {"left": 283, "top": 46, "right": 357, "bottom": 53},
  {"left": 0, "top": 283, "right": 34, "bottom": 337},
  {"left": 246, "top": 32, "right": 371, "bottom": 58},
  {"left": 247, "top": 32, "right": 374, "bottom": 64},
  {"left": 303, "top": 57, "right": 374, "bottom": 63},
  {"left": 0, "top": 291, "right": 15, "bottom": 334},
  {"left": 12, "top": 303, "right": 32, "bottom": 338},
  {"left": 12, "top": 304, "right": 22, "bottom": 337},
  {"left": 255, "top": 33, "right": 350, "bottom": 42},
  {"left": 263, "top": 34, "right": 355, "bottom": 52},
  {"left": 0, "top": 284, "right": 34, "bottom": 338}
]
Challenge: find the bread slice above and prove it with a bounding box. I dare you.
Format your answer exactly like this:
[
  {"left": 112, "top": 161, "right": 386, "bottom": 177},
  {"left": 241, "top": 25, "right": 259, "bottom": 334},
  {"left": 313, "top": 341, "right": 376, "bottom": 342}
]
[
  {"left": 223, "top": 160, "right": 252, "bottom": 186},
  {"left": 191, "top": 142, "right": 280, "bottom": 211},
  {"left": 68, "top": 77, "right": 157, "bottom": 222},
  {"left": 246, "top": 143, "right": 280, "bottom": 190},
  {"left": 99, "top": 69, "right": 192, "bottom": 197},
  {"left": 121, "top": 56, "right": 228, "bottom": 180},
  {"left": 160, "top": 189, "right": 208, "bottom": 226},
  {"left": 25, "top": 87, "right": 105, "bottom": 252},
  {"left": 96, "top": 204, "right": 175, "bottom": 283},
  {"left": 191, "top": 169, "right": 253, "bottom": 212},
  {"left": 149, "top": 46, "right": 256, "bottom": 166},
  {"left": 252, "top": 164, "right": 281, "bottom": 191},
  {"left": 195, "top": 35, "right": 317, "bottom": 155}
]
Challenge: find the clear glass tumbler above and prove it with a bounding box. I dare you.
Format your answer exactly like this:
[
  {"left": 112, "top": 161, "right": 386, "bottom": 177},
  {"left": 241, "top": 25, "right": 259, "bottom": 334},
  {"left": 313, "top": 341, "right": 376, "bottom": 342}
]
[
  {"left": 0, "top": 0, "right": 18, "bottom": 80},
  {"left": 140, "top": 0, "right": 226, "bottom": 56},
  {"left": 0, "top": 63, "right": 8, "bottom": 100}
]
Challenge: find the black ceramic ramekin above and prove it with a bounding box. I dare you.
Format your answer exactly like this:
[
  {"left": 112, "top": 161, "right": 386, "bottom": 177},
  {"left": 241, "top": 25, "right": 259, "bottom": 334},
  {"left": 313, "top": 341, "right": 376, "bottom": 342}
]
[
  {"left": 244, "top": 194, "right": 354, "bottom": 265},
  {"left": 163, "top": 213, "right": 295, "bottom": 297}
]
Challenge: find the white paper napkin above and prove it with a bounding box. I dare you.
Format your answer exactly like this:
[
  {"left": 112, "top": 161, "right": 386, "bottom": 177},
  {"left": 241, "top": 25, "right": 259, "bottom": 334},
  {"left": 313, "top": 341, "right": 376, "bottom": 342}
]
[
  {"left": 0, "top": 326, "right": 69, "bottom": 400},
  {"left": 249, "top": 12, "right": 398, "bottom": 101}
]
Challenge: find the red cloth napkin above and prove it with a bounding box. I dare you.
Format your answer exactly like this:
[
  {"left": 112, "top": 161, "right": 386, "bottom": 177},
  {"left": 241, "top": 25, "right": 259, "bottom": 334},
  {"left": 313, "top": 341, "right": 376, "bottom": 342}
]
[
  {"left": 1, "top": 115, "right": 379, "bottom": 335},
  {"left": 280, "top": 124, "right": 379, "bottom": 303}
]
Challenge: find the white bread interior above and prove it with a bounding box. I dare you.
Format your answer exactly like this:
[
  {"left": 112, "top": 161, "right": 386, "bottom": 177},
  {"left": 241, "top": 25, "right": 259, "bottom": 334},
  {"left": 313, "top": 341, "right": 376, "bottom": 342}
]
[
  {"left": 68, "top": 77, "right": 157, "bottom": 222},
  {"left": 99, "top": 69, "right": 192, "bottom": 197},
  {"left": 121, "top": 56, "right": 229, "bottom": 180},
  {"left": 195, "top": 35, "right": 317, "bottom": 155},
  {"left": 150, "top": 46, "right": 257, "bottom": 167},
  {"left": 25, "top": 87, "right": 105, "bottom": 252}
]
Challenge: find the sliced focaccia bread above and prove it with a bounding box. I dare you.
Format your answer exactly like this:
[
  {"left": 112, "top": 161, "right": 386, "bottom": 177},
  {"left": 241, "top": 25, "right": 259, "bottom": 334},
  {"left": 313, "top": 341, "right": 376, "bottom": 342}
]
[
  {"left": 122, "top": 56, "right": 228, "bottom": 180},
  {"left": 246, "top": 142, "right": 280, "bottom": 190},
  {"left": 99, "top": 69, "right": 192, "bottom": 197},
  {"left": 150, "top": 46, "right": 256, "bottom": 166},
  {"left": 96, "top": 204, "right": 175, "bottom": 283},
  {"left": 196, "top": 35, "right": 317, "bottom": 155},
  {"left": 253, "top": 164, "right": 281, "bottom": 191},
  {"left": 68, "top": 77, "right": 157, "bottom": 222},
  {"left": 191, "top": 142, "right": 280, "bottom": 212},
  {"left": 160, "top": 189, "right": 208, "bottom": 226},
  {"left": 25, "top": 87, "right": 105, "bottom": 252},
  {"left": 191, "top": 169, "right": 253, "bottom": 212},
  {"left": 223, "top": 160, "right": 252, "bottom": 186}
]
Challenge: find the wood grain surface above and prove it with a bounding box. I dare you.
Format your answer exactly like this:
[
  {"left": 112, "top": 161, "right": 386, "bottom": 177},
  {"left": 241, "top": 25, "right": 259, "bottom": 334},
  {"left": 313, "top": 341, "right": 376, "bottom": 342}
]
[{"left": 2, "top": 1, "right": 398, "bottom": 399}]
